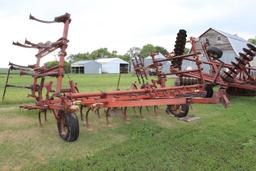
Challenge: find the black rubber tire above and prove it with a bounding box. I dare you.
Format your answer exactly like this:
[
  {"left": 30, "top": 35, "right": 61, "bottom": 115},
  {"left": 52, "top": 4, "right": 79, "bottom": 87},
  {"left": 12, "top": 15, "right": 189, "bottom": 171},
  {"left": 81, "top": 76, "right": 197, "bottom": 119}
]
[
  {"left": 166, "top": 104, "right": 189, "bottom": 118},
  {"left": 57, "top": 111, "right": 79, "bottom": 142},
  {"left": 204, "top": 84, "right": 214, "bottom": 98},
  {"left": 207, "top": 46, "right": 223, "bottom": 59},
  {"left": 166, "top": 76, "right": 190, "bottom": 118}
]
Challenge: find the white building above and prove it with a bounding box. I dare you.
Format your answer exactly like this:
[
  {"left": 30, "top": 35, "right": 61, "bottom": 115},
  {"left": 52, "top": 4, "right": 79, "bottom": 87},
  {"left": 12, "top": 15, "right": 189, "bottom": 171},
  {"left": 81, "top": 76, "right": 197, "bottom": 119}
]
[
  {"left": 71, "top": 60, "right": 102, "bottom": 74},
  {"left": 144, "top": 53, "right": 171, "bottom": 74},
  {"left": 95, "top": 58, "right": 129, "bottom": 73}
]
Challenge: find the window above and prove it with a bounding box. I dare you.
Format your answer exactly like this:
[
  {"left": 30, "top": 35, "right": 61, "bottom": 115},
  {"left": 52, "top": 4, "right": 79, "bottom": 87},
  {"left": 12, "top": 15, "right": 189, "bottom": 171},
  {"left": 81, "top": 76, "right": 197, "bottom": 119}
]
[
  {"left": 120, "top": 64, "right": 128, "bottom": 73},
  {"left": 71, "top": 66, "right": 84, "bottom": 74}
]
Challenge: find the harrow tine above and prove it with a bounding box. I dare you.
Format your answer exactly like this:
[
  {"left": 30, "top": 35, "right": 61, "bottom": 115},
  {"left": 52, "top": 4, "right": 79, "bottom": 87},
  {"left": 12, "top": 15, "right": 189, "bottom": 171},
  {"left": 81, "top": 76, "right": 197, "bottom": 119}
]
[
  {"left": 146, "top": 106, "right": 150, "bottom": 112},
  {"left": 2, "top": 67, "right": 11, "bottom": 101},
  {"left": 132, "top": 59, "right": 141, "bottom": 84},
  {"left": 95, "top": 108, "right": 101, "bottom": 118},
  {"left": 132, "top": 107, "right": 137, "bottom": 114},
  {"left": 239, "top": 52, "right": 247, "bottom": 58},
  {"left": 231, "top": 62, "right": 241, "bottom": 70},
  {"left": 122, "top": 107, "right": 130, "bottom": 123},
  {"left": 139, "top": 106, "right": 145, "bottom": 121},
  {"left": 247, "top": 43, "right": 256, "bottom": 52},
  {"left": 80, "top": 105, "right": 84, "bottom": 121},
  {"left": 38, "top": 111, "right": 42, "bottom": 126},
  {"left": 223, "top": 71, "right": 233, "bottom": 78},
  {"left": 243, "top": 48, "right": 254, "bottom": 57},
  {"left": 239, "top": 52, "right": 251, "bottom": 61},
  {"left": 105, "top": 108, "right": 111, "bottom": 126},
  {"left": 153, "top": 105, "right": 159, "bottom": 116},
  {"left": 44, "top": 110, "right": 47, "bottom": 122},
  {"left": 85, "top": 107, "right": 91, "bottom": 128},
  {"left": 235, "top": 57, "right": 246, "bottom": 66}
]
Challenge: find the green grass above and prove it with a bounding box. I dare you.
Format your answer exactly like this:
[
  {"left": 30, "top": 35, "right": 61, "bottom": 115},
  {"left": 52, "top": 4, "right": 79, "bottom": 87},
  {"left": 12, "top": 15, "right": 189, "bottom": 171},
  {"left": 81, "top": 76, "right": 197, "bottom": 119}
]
[
  {"left": 0, "top": 68, "right": 8, "bottom": 74},
  {"left": 0, "top": 74, "right": 256, "bottom": 170}
]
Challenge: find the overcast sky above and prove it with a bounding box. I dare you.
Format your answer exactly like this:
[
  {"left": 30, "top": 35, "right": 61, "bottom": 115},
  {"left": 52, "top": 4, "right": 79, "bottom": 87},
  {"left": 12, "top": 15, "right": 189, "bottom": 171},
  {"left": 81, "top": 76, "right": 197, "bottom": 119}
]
[{"left": 0, "top": 0, "right": 255, "bottom": 67}]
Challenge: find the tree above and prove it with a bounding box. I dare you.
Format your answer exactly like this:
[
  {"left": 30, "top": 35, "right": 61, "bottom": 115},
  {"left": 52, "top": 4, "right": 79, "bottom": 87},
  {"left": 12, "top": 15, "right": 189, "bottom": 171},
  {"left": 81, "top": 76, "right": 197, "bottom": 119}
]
[
  {"left": 44, "top": 61, "right": 71, "bottom": 73},
  {"left": 67, "top": 48, "right": 123, "bottom": 63},
  {"left": 155, "top": 46, "right": 168, "bottom": 55},
  {"left": 119, "top": 53, "right": 130, "bottom": 62},
  {"left": 140, "top": 44, "right": 156, "bottom": 57},
  {"left": 127, "top": 47, "right": 141, "bottom": 58},
  {"left": 140, "top": 44, "right": 169, "bottom": 57},
  {"left": 67, "top": 52, "right": 90, "bottom": 63},
  {"left": 90, "top": 48, "right": 111, "bottom": 59},
  {"left": 184, "top": 47, "right": 190, "bottom": 54},
  {"left": 112, "top": 50, "right": 118, "bottom": 56},
  {"left": 248, "top": 37, "right": 256, "bottom": 45},
  {"left": 67, "top": 44, "right": 169, "bottom": 66}
]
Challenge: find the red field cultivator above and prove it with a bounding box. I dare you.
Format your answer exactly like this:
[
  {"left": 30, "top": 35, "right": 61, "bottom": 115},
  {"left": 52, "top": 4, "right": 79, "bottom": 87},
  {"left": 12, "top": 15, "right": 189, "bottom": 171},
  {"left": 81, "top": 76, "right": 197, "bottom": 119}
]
[{"left": 2, "top": 14, "right": 255, "bottom": 142}]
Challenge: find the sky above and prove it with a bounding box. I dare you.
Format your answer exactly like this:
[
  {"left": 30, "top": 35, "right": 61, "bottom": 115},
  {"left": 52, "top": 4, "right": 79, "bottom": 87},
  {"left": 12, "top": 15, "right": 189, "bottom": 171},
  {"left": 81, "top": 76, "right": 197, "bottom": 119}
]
[{"left": 0, "top": 0, "right": 255, "bottom": 67}]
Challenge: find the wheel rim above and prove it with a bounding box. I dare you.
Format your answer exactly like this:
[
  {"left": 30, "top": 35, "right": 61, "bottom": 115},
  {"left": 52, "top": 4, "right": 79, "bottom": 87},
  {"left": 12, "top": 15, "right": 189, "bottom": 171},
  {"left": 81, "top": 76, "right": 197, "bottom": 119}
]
[
  {"left": 170, "top": 105, "right": 182, "bottom": 115},
  {"left": 59, "top": 113, "right": 68, "bottom": 138},
  {"left": 167, "top": 104, "right": 189, "bottom": 118}
]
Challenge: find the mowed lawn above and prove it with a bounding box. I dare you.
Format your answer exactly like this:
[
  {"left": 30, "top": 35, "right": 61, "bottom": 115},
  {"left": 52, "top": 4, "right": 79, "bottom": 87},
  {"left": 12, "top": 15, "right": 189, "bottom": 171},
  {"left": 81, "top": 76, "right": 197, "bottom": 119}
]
[{"left": 0, "top": 74, "right": 256, "bottom": 171}]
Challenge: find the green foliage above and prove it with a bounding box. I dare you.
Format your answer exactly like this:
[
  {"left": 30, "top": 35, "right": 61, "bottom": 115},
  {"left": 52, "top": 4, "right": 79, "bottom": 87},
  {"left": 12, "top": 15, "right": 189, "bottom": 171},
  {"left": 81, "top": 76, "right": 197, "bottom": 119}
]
[
  {"left": 67, "top": 52, "right": 91, "bottom": 63},
  {"left": 184, "top": 47, "right": 190, "bottom": 54},
  {"left": 140, "top": 44, "right": 168, "bottom": 57},
  {"left": 68, "top": 48, "right": 129, "bottom": 63},
  {"left": 248, "top": 37, "right": 256, "bottom": 45},
  {"left": 119, "top": 53, "right": 130, "bottom": 62},
  {"left": 155, "top": 46, "right": 168, "bottom": 55},
  {"left": 90, "top": 48, "right": 112, "bottom": 59},
  {"left": 140, "top": 44, "right": 156, "bottom": 57},
  {"left": 44, "top": 60, "right": 71, "bottom": 73},
  {"left": 68, "top": 45, "right": 169, "bottom": 63}
]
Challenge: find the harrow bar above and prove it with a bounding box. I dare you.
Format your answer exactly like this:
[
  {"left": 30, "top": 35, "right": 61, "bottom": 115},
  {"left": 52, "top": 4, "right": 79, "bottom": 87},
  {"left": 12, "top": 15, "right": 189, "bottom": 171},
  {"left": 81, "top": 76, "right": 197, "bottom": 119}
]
[{"left": 69, "top": 84, "right": 218, "bottom": 108}]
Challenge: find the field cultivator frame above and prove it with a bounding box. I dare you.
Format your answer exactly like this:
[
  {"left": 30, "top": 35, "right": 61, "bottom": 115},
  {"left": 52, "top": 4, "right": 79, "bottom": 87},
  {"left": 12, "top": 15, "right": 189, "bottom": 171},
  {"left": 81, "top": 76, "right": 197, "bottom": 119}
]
[
  {"left": 144, "top": 32, "right": 256, "bottom": 97},
  {"left": 3, "top": 13, "right": 251, "bottom": 142}
]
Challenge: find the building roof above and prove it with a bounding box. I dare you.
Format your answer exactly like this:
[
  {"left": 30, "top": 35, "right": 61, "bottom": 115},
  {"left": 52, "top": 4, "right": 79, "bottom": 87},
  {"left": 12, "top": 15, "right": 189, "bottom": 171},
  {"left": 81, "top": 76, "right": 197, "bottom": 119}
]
[
  {"left": 95, "top": 58, "right": 128, "bottom": 64},
  {"left": 71, "top": 60, "right": 100, "bottom": 67},
  {"left": 145, "top": 53, "right": 171, "bottom": 63},
  {"left": 145, "top": 53, "right": 166, "bottom": 60},
  {"left": 200, "top": 28, "right": 249, "bottom": 56}
]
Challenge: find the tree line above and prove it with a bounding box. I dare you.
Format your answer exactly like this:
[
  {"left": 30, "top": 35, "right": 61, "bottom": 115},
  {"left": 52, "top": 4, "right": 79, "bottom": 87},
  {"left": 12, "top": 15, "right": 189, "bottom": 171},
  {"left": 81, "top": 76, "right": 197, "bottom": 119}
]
[
  {"left": 66, "top": 44, "right": 172, "bottom": 63},
  {"left": 249, "top": 37, "right": 256, "bottom": 45}
]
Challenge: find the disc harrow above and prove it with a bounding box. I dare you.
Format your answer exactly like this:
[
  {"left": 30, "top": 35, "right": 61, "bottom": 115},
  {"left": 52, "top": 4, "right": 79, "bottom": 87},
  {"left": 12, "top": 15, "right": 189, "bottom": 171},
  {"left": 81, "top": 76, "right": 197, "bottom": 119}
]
[
  {"left": 146, "top": 32, "right": 256, "bottom": 97},
  {"left": 221, "top": 44, "right": 256, "bottom": 83},
  {"left": 172, "top": 29, "right": 187, "bottom": 69}
]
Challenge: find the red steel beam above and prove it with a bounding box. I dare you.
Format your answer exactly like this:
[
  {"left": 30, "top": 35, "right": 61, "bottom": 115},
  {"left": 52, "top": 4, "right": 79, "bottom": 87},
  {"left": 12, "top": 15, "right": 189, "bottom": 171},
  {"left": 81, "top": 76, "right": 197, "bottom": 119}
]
[
  {"left": 104, "top": 98, "right": 187, "bottom": 107},
  {"left": 67, "top": 84, "right": 205, "bottom": 99}
]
